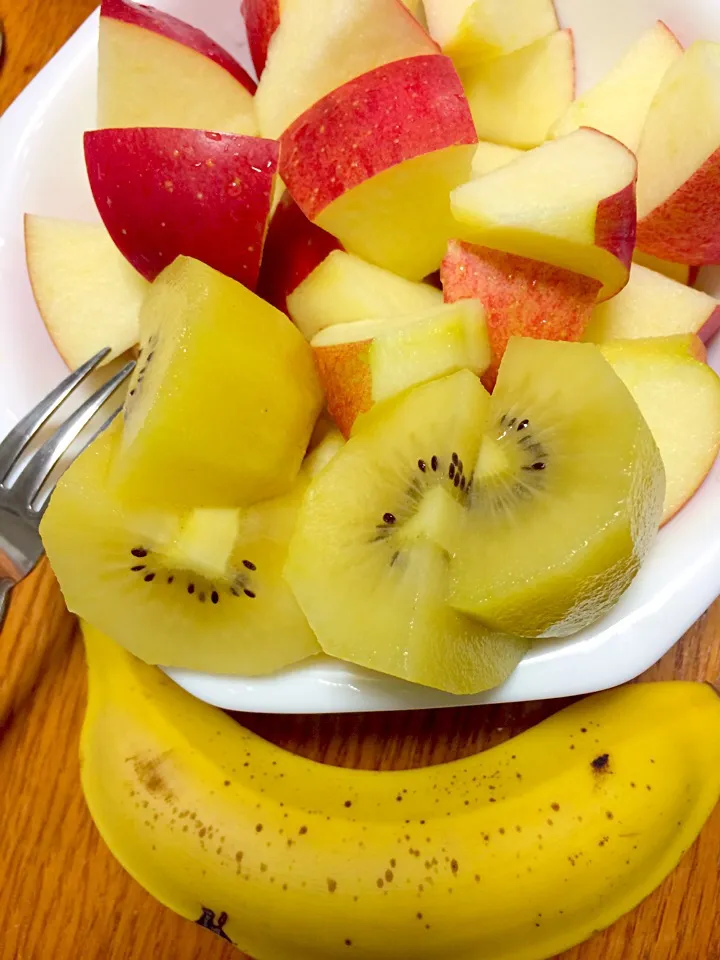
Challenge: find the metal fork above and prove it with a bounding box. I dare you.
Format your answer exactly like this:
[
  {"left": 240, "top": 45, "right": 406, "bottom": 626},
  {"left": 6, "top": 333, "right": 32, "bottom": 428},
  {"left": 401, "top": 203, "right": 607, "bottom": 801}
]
[{"left": 0, "top": 348, "right": 135, "bottom": 630}]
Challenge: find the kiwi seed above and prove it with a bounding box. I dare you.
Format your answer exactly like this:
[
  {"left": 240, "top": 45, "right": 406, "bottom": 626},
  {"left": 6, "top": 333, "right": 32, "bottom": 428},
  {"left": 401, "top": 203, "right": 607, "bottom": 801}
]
[{"left": 125, "top": 545, "right": 253, "bottom": 605}]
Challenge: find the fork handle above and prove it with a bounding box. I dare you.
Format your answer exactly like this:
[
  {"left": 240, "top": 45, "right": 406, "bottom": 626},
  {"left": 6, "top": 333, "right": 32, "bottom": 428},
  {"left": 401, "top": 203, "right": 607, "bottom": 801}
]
[{"left": 0, "top": 579, "right": 12, "bottom": 632}]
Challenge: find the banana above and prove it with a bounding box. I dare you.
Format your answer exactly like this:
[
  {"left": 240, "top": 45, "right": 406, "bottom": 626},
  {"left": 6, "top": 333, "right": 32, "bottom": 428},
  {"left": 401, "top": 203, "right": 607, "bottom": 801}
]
[{"left": 81, "top": 625, "right": 720, "bottom": 960}]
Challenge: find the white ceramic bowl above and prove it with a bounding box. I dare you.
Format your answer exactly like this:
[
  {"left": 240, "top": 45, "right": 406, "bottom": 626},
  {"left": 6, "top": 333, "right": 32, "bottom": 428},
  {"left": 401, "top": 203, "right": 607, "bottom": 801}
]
[{"left": 1, "top": 0, "right": 719, "bottom": 713}]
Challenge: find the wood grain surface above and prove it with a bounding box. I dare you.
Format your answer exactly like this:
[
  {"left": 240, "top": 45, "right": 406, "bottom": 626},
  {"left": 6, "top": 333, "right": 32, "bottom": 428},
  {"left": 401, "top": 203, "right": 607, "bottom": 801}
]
[{"left": 1, "top": 3, "right": 719, "bottom": 958}]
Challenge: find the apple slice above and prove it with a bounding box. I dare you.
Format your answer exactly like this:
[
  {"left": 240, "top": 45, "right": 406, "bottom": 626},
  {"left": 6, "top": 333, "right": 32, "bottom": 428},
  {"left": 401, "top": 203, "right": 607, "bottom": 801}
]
[
  {"left": 471, "top": 142, "right": 524, "bottom": 178},
  {"left": 462, "top": 30, "right": 575, "bottom": 149},
  {"left": 287, "top": 250, "right": 443, "bottom": 340},
  {"left": 99, "top": 0, "right": 257, "bottom": 134},
  {"left": 256, "top": 191, "right": 342, "bottom": 314},
  {"left": 450, "top": 127, "right": 637, "bottom": 301},
  {"left": 599, "top": 336, "right": 720, "bottom": 523},
  {"left": 632, "top": 250, "right": 689, "bottom": 285},
  {"left": 254, "top": 0, "right": 437, "bottom": 139},
  {"left": 242, "top": 0, "right": 281, "bottom": 77},
  {"left": 281, "top": 55, "right": 477, "bottom": 280},
  {"left": 550, "top": 21, "right": 682, "bottom": 151},
  {"left": 243, "top": 0, "right": 427, "bottom": 78},
  {"left": 84, "top": 128, "right": 277, "bottom": 288},
  {"left": 584, "top": 263, "right": 720, "bottom": 345},
  {"left": 312, "top": 301, "right": 490, "bottom": 436},
  {"left": 441, "top": 240, "right": 599, "bottom": 388},
  {"left": 636, "top": 41, "right": 720, "bottom": 264},
  {"left": 24, "top": 215, "right": 148, "bottom": 368},
  {"left": 423, "top": 0, "right": 558, "bottom": 66}
]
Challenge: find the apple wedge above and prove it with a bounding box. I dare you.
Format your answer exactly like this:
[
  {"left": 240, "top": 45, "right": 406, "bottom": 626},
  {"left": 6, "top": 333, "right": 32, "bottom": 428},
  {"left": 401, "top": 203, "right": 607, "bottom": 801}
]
[
  {"left": 99, "top": 0, "right": 257, "bottom": 134},
  {"left": 599, "top": 336, "right": 720, "bottom": 523},
  {"left": 312, "top": 301, "right": 490, "bottom": 436},
  {"left": 25, "top": 215, "right": 148, "bottom": 368},
  {"left": 287, "top": 250, "right": 443, "bottom": 340},
  {"left": 632, "top": 250, "right": 689, "bottom": 285},
  {"left": 254, "top": 0, "right": 437, "bottom": 139},
  {"left": 442, "top": 240, "right": 599, "bottom": 388},
  {"left": 471, "top": 142, "right": 524, "bottom": 178},
  {"left": 450, "top": 127, "right": 637, "bottom": 300},
  {"left": 462, "top": 30, "right": 575, "bottom": 149},
  {"left": 242, "top": 0, "right": 281, "bottom": 77},
  {"left": 584, "top": 263, "right": 720, "bottom": 345},
  {"left": 550, "top": 21, "right": 682, "bottom": 151},
  {"left": 256, "top": 191, "right": 342, "bottom": 314},
  {"left": 636, "top": 41, "right": 720, "bottom": 264},
  {"left": 243, "top": 0, "right": 426, "bottom": 77},
  {"left": 84, "top": 128, "right": 277, "bottom": 287},
  {"left": 281, "top": 55, "right": 477, "bottom": 280},
  {"left": 423, "top": 0, "right": 558, "bottom": 66}
]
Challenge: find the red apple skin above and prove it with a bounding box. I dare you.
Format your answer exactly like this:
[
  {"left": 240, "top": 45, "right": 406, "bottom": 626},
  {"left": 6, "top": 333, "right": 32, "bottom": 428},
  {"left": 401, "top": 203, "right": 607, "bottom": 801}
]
[
  {"left": 84, "top": 128, "right": 278, "bottom": 289},
  {"left": 595, "top": 179, "right": 637, "bottom": 271},
  {"left": 280, "top": 55, "right": 477, "bottom": 220},
  {"left": 699, "top": 305, "right": 720, "bottom": 344},
  {"left": 101, "top": 0, "right": 256, "bottom": 93},
  {"left": 441, "top": 240, "right": 600, "bottom": 389},
  {"left": 241, "top": 0, "right": 279, "bottom": 77},
  {"left": 313, "top": 341, "right": 372, "bottom": 437},
  {"left": 636, "top": 146, "right": 720, "bottom": 264},
  {"left": 257, "top": 193, "right": 342, "bottom": 314}
]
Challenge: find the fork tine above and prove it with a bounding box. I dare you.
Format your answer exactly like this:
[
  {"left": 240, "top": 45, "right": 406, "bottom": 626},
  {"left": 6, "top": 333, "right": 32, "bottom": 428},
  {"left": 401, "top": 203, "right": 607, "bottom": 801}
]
[
  {"left": 13, "top": 360, "right": 135, "bottom": 508},
  {"left": 33, "top": 407, "right": 123, "bottom": 515},
  {"left": 0, "top": 348, "right": 110, "bottom": 485}
]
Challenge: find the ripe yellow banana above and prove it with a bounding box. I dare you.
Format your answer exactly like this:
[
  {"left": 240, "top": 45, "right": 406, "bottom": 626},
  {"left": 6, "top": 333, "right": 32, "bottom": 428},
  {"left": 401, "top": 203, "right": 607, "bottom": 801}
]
[{"left": 81, "top": 625, "right": 720, "bottom": 960}]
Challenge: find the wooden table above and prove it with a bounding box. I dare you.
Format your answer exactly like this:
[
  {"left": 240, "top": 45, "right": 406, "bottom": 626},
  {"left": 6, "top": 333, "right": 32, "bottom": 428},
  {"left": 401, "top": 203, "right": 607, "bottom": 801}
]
[{"left": 1, "top": 2, "right": 719, "bottom": 958}]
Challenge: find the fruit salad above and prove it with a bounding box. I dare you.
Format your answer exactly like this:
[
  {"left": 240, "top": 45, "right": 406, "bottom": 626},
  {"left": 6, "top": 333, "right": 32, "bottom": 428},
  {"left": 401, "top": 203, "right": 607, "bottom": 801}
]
[{"left": 28, "top": 0, "right": 720, "bottom": 695}]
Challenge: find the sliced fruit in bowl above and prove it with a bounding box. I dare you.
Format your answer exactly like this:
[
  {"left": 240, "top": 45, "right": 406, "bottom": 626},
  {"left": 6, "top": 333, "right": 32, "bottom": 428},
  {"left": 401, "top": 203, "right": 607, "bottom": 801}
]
[
  {"left": 112, "top": 256, "right": 322, "bottom": 509},
  {"left": 256, "top": 191, "right": 342, "bottom": 316},
  {"left": 312, "top": 300, "right": 490, "bottom": 436},
  {"left": 471, "top": 142, "right": 524, "bottom": 178},
  {"left": 632, "top": 250, "right": 690, "bottom": 285},
  {"left": 599, "top": 336, "right": 720, "bottom": 525},
  {"left": 635, "top": 41, "right": 720, "bottom": 265},
  {"left": 285, "top": 370, "right": 529, "bottom": 695},
  {"left": 99, "top": 0, "right": 257, "bottom": 133},
  {"left": 243, "top": 0, "right": 428, "bottom": 80},
  {"left": 450, "top": 128, "right": 638, "bottom": 301},
  {"left": 280, "top": 54, "right": 478, "bottom": 280},
  {"left": 39, "top": 420, "right": 326, "bottom": 675},
  {"left": 15, "top": 0, "right": 720, "bottom": 710},
  {"left": 584, "top": 263, "right": 720, "bottom": 344},
  {"left": 461, "top": 29, "right": 575, "bottom": 149},
  {"left": 84, "top": 128, "right": 278, "bottom": 287},
  {"left": 549, "top": 20, "right": 682, "bottom": 151},
  {"left": 448, "top": 338, "right": 666, "bottom": 639},
  {"left": 24, "top": 214, "right": 148, "bottom": 367},
  {"left": 287, "top": 250, "right": 442, "bottom": 341},
  {"left": 254, "top": 0, "right": 437, "bottom": 139},
  {"left": 423, "top": 0, "right": 559, "bottom": 66},
  {"left": 442, "top": 240, "right": 600, "bottom": 389}
]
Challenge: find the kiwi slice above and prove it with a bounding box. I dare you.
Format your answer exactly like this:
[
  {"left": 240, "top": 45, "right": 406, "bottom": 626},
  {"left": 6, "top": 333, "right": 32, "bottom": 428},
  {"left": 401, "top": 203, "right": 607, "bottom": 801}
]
[
  {"left": 284, "top": 370, "right": 529, "bottom": 695},
  {"left": 113, "top": 256, "right": 323, "bottom": 509},
  {"left": 40, "top": 420, "right": 323, "bottom": 676},
  {"left": 449, "top": 338, "right": 666, "bottom": 638}
]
